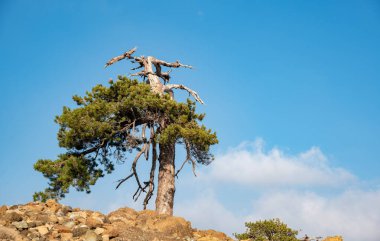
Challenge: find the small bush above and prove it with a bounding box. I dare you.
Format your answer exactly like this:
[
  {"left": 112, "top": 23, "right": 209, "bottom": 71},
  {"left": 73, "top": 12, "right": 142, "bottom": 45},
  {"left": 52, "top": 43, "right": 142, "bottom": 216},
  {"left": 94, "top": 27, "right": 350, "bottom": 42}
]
[{"left": 234, "top": 218, "right": 298, "bottom": 241}]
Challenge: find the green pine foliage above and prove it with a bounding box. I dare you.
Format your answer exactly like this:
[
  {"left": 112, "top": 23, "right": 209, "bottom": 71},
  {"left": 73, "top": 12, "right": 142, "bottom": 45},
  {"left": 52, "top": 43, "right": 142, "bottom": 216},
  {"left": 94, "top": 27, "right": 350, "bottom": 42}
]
[
  {"left": 234, "top": 218, "right": 299, "bottom": 241},
  {"left": 34, "top": 76, "right": 218, "bottom": 201}
]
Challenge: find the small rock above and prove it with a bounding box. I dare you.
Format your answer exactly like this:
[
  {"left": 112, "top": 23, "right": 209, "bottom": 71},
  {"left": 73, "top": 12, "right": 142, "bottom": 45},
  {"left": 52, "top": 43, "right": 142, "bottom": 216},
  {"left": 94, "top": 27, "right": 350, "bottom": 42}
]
[
  {"left": 25, "top": 203, "right": 44, "bottom": 212},
  {"left": 27, "top": 230, "right": 40, "bottom": 239},
  {"left": 53, "top": 224, "right": 71, "bottom": 233},
  {"left": 60, "top": 232, "right": 73, "bottom": 241},
  {"left": 69, "top": 211, "right": 87, "bottom": 220},
  {"left": 57, "top": 216, "right": 65, "bottom": 224},
  {"left": 102, "top": 224, "right": 120, "bottom": 238},
  {"left": 31, "top": 214, "right": 50, "bottom": 224},
  {"left": 5, "top": 208, "right": 23, "bottom": 215},
  {"left": 36, "top": 225, "right": 49, "bottom": 236},
  {"left": 48, "top": 214, "right": 58, "bottom": 223},
  {"left": 45, "top": 199, "right": 57, "bottom": 207},
  {"left": 76, "top": 217, "right": 86, "bottom": 224},
  {"left": 0, "top": 205, "right": 7, "bottom": 215},
  {"left": 56, "top": 210, "right": 64, "bottom": 217},
  {"left": 103, "top": 216, "right": 111, "bottom": 224},
  {"left": 60, "top": 205, "right": 73, "bottom": 214},
  {"left": 63, "top": 221, "right": 75, "bottom": 229},
  {"left": 4, "top": 212, "right": 23, "bottom": 222},
  {"left": 72, "top": 226, "right": 89, "bottom": 237},
  {"left": 19, "top": 229, "right": 30, "bottom": 237},
  {"left": 51, "top": 230, "right": 59, "bottom": 238},
  {"left": 12, "top": 220, "right": 28, "bottom": 230},
  {"left": 27, "top": 221, "right": 37, "bottom": 228},
  {"left": 34, "top": 220, "right": 45, "bottom": 226},
  {"left": 84, "top": 230, "right": 99, "bottom": 241},
  {"left": 94, "top": 227, "right": 105, "bottom": 235},
  {"left": 102, "top": 234, "right": 110, "bottom": 241},
  {"left": 9, "top": 205, "right": 19, "bottom": 210},
  {"left": 45, "top": 199, "right": 61, "bottom": 213},
  {"left": 86, "top": 217, "right": 104, "bottom": 228},
  {"left": 197, "top": 237, "right": 220, "bottom": 241},
  {"left": 45, "top": 223, "right": 53, "bottom": 230},
  {"left": 0, "top": 225, "right": 25, "bottom": 240}
]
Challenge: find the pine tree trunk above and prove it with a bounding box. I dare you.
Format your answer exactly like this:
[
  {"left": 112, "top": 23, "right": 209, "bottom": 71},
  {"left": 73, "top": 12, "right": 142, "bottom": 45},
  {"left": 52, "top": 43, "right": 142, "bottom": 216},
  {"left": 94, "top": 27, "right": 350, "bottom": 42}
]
[{"left": 155, "top": 141, "right": 175, "bottom": 215}]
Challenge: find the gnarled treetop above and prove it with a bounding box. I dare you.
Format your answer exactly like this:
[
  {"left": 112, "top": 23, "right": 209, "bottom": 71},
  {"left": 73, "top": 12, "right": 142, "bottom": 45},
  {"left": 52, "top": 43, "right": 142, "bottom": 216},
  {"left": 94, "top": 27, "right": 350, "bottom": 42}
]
[{"left": 104, "top": 47, "right": 204, "bottom": 104}]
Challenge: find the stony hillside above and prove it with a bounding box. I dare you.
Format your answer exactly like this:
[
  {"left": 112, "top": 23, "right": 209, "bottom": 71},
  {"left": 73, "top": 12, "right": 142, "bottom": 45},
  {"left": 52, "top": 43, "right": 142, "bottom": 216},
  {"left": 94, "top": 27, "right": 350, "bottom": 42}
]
[
  {"left": 0, "top": 200, "right": 344, "bottom": 241},
  {"left": 0, "top": 200, "right": 233, "bottom": 241}
]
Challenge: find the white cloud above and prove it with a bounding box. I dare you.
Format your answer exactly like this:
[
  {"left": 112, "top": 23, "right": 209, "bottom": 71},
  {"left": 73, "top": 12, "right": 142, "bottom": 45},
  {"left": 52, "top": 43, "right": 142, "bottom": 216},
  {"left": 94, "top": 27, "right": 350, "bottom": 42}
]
[
  {"left": 176, "top": 188, "right": 380, "bottom": 241},
  {"left": 175, "top": 191, "right": 241, "bottom": 235},
  {"left": 206, "top": 139, "right": 356, "bottom": 187},
  {"left": 245, "top": 189, "right": 380, "bottom": 241}
]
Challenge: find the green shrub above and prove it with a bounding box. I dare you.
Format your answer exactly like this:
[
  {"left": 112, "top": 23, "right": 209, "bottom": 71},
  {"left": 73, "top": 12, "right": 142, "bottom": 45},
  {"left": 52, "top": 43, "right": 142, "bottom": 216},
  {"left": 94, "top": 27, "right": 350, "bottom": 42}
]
[{"left": 234, "top": 218, "right": 299, "bottom": 241}]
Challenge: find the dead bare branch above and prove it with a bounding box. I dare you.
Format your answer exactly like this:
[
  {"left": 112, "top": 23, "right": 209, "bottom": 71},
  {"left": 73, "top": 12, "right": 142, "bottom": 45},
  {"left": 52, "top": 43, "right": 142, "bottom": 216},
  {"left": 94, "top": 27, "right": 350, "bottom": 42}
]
[
  {"left": 105, "top": 47, "right": 137, "bottom": 68},
  {"left": 131, "top": 144, "right": 147, "bottom": 191},
  {"left": 144, "top": 142, "right": 150, "bottom": 161},
  {"left": 175, "top": 140, "right": 197, "bottom": 177},
  {"left": 164, "top": 84, "right": 204, "bottom": 104},
  {"left": 115, "top": 173, "right": 133, "bottom": 189},
  {"left": 190, "top": 158, "right": 197, "bottom": 177},
  {"left": 131, "top": 63, "right": 144, "bottom": 71},
  {"left": 105, "top": 48, "right": 203, "bottom": 108},
  {"left": 143, "top": 126, "right": 157, "bottom": 209},
  {"left": 152, "top": 59, "right": 193, "bottom": 69},
  {"left": 133, "top": 188, "right": 143, "bottom": 201},
  {"left": 130, "top": 71, "right": 147, "bottom": 77},
  {"left": 175, "top": 159, "right": 188, "bottom": 178}
]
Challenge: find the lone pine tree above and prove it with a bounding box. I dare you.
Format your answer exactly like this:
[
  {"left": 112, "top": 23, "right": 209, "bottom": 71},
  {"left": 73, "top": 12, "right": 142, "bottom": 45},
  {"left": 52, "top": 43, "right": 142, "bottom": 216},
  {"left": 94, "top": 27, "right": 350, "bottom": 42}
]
[{"left": 34, "top": 48, "right": 218, "bottom": 215}]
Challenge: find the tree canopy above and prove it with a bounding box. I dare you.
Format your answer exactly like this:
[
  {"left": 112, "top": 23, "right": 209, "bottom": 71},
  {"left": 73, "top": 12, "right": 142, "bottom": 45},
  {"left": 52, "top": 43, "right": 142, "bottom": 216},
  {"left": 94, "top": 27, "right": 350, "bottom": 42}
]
[
  {"left": 34, "top": 76, "right": 218, "bottom": 209},
  {"left": 234, "top": 218, "right": 299, "bottom": 241}
]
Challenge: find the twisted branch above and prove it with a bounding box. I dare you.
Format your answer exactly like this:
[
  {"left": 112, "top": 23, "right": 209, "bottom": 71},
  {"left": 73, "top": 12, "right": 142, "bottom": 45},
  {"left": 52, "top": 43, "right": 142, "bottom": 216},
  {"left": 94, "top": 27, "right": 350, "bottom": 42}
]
[
  {"left": 164, "top": 84, "right": 204, "bottom": 104},
  {"left": 105, "top": 47, "right": 137, "bottom": 68},
  {"left": 175, "top": 140, "right": 197, "bottom": 177},
  {"left": 130, "top": 138, "right": 151, "bottom": 200},
  {"left": 105, "top": 48, "right": 204, "bottom": 103},
  {"left": 116, "top": 173, "right": 133, "bottom": 189},
  {"left": 143, "top": 126, "right": 157, "bottom": 209},
  {"left": 152, "top": 59, "right": 193, "bottom": 69}
]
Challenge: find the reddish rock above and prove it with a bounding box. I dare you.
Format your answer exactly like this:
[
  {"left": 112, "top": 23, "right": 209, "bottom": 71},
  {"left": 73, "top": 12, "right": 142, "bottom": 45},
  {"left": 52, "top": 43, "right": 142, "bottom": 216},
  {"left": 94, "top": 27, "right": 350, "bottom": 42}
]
[
  {"left": 60, "top": 232, "right": 73, "bottom": 241},
  {"left": 72, "top": 226, "right": 89, "bottom": 237},
  {"left": 45, "top": 199, "right": 62, "bottom": 213},
  {"left": 53, "top": 224, "right": 72, "bottom": 233},
  {"left": 86, "top": 216, "right": 103, "bottom": 228},
  {"left": 3, "top": 211, "right": 23, "bottom": 222},
  {"left": 36, "top": 225, "right": 49, "bottom": 236},
  {"left": 0, "top": 205, "right": 7, "bottom": 215}
]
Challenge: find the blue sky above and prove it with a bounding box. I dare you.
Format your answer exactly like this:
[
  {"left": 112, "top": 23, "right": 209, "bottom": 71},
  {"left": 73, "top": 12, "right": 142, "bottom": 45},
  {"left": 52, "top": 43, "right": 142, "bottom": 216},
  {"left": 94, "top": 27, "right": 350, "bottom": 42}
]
[{"left": 1, "top": 1, "right": 379, "bottom": 240}]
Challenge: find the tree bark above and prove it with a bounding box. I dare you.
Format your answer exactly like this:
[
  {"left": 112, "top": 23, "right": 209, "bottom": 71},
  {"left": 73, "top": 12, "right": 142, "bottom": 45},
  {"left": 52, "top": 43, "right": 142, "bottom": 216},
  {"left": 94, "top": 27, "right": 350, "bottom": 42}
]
[{"left": 155, "top": 141, "right": 175, "bottom": 215}]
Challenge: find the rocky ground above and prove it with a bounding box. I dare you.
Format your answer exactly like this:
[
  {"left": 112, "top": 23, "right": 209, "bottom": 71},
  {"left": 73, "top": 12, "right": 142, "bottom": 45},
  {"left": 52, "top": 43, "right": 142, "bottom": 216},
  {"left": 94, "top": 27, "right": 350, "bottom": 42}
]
[
  {"left": 0, "top": 200, "right": 233, "bottom": 241},
  {"left": 0, "top": 200, "right": 343, "bottom": 241}
]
